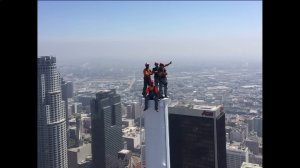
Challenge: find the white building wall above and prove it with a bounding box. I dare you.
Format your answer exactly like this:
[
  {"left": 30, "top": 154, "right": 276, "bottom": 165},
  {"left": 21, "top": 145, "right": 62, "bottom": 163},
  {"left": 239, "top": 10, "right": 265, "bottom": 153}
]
[{"left": 144, "top": 99, "right": 170, "bottom": 168}]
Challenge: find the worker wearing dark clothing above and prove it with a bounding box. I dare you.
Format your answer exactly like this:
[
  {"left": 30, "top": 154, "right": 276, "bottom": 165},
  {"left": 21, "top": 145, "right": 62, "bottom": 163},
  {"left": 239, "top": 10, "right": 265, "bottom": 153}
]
[
  {"left": 152, "top": 62, "right": 160, "bottom": 87},
  {"left": 158, "top": 61, "right": 171, "bottom": 98},
  {"left": 144, "top": 80, "right": 159, "bottom": 112},
  {"left": 142, "top": 63, "right": 153, "bottom": 97},
  {"left": 152, "top": 61, "right": 172, "bottom": 87}
]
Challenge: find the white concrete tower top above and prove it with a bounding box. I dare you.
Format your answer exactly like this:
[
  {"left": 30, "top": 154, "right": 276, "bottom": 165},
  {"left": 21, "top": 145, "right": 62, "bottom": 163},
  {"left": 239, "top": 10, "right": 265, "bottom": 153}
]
[{"left": 144, "top": 98, "right": 171, "bottom": 168}]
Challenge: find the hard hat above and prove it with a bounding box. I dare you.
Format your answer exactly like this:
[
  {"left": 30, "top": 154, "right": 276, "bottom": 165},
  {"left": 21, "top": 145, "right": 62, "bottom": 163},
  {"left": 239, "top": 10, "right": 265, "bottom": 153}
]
[{"left": 145, "top": 63, "right": 149, "bottom": 66}]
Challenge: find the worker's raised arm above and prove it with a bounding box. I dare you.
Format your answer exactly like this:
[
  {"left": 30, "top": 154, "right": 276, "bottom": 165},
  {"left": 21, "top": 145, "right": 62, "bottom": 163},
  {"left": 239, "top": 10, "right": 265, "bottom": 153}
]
[{"left": 164, "top": 61, "right": 172, "bottom": 67}]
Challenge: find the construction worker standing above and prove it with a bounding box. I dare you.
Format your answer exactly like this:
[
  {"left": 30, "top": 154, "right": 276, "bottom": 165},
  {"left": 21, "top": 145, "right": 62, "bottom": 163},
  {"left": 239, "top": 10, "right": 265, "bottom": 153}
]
[
  {"left": 153, "top": 61, "right": 172, "bottom": 87},
  {"left": 158, "top": 61, "right": 172, "bottom": 98},
  {"left": 152, "top": 62, "right": 160, "bottom": 87},
  {"left": 142, "top": 63, "right": 152, "bottom": 97},
  {"left": 144, "top": 80, "right": 159, "bottom": 112}
]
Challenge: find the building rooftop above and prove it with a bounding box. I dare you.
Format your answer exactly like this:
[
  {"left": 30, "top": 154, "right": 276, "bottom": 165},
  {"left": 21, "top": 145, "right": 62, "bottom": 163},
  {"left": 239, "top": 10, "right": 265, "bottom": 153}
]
[
  {"left": 169, "top": 105, "right": 223, "bottom": 118},
  {"left": 118, "top": 149, "right": 131, "bottom": 154},
  {"left": 122, "top": 126, "right": 140, "bottom": 138},
  {"left": 241, "top": 162, "right": 262, "bottom": 168},
  {"left": 226, "top": 142, "right": 248, "bottom": 152},
  {"left": 69, "top": 118, "right": 76, "bottom": 122},
  {"left": 193, "top": 105, "right": 220, "bottom": 111},
  {"left": 68, "top": 143, "right": 91, "bottom": 152},
  {"left": 69, "top": 126, "right": 76, "bottom": 130}
]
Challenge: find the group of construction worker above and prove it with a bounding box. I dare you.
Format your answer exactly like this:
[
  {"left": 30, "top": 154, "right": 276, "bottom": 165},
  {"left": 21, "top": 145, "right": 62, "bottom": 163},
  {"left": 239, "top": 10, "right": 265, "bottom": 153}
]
[{"left": 142, "top": 61, "right": 172, "bottom": 112}]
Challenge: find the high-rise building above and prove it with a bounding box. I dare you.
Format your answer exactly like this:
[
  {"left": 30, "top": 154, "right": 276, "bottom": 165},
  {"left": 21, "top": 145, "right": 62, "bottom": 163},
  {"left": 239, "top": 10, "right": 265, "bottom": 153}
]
[
  {"left": 61, "top": 78, "right": 71, "bottom": 149},
  {"left": 226, "top": 143, "right": 249, "bottom": 168},
  {"left": 38, "top": 56, "right": 68, "bottom": 168},
  {"left": 91, "top": 89, "right": 123, "bottom": 168},
  {"left": 249, "top": 154, "right": 262, "bottom": 166},
  {"left": 62, "top": 81, "right": 74, "bottom": 99},
  {"left": 121, "top": 104, "right": 128, "bottom": 117},
  {"left": 144, "top": 98, "right": 171, "bottom": 168},
  {"left": 78, "top": 95, "right": 95, "bottom": 107},
  {"left": 132, "top": 102, "right": 142, "bottom": 119},
  {"left": 169, "top": 105, "right": 227, "bottom": 168},
  {"left": 75, "top": 115, "right": 82, "bottom": 147},
  {"left": 244, "top": 136, "right": 260, "bottom": 155},
  {"left": 253, "top": 116, "right": 262, "bottom": 137},
  {"left": 122, "top": 126, "right": 141, "bottom": 152},
  {"left": 68, "top": 143, "right": 92, "bottom": 168},
  {"left": 246, "top": 116, "right": 262, "bottom": 137},
  {"left": 126, "top": 104, "right": 133, "bottom": 119}
]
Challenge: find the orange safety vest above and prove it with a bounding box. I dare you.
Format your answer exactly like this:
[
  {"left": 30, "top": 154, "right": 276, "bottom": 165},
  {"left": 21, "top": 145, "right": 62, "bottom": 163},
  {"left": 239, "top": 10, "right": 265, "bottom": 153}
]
[{"left": 143, "top": 68, "right": 152, "bottom": 77}]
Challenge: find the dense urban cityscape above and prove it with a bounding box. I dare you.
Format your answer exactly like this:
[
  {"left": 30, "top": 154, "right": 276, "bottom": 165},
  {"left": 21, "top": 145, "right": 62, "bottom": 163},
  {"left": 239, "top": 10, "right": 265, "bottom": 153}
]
[
  {"left": 38, "top": 56, "right": 262, "bottom": 168},
  {"left": 38, "top": 1, "right": 262, "bottom": 168}
]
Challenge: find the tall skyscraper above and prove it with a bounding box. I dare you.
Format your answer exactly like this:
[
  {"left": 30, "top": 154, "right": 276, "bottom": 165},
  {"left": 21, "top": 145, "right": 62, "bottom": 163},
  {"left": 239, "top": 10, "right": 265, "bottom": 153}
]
[
  {"left": 226, "top": 144, "right": 249, "bottom": 168},
  {"left": 244, "top": 136, "right": 260, "bottom": 155},
  {"left": 246, "top": 116, "right": 262, "bottom": 137},
  {"left": 62, "top": 80, "right": 74, "bottom": 99},
  {"left": 61, "top": 78, "right": 70, "bottom": 148},
  {"left": 131, "top": 102, "right": 142, "bottom": 119},
  {"left": 126, "top": 104, "right": 132, "bottom": 119},
  {"left": 75, "top": 115, "right": 82, "bottom": 147},
  {"left": 143, "top": 98, "right": 171, "bottom": 168},
  {"left": 169, "top": 105, "right": 227, "bottom": 168},
  {"left": 38, "top": 56, "right": 68, "bottom": 168},
  {"left": 253, "top": 116, "right": 262, "bottom": 137},
  {"left": 67, "top": 143, "right": 92, "bottom": 168},
  {"left": 91, "top": 89, "right": 123, "bottom": 168}
]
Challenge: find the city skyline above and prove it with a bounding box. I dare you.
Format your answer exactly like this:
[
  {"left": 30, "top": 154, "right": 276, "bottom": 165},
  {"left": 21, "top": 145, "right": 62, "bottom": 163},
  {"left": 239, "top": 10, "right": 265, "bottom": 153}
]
[
  {"left": 38, "top": 1, "right": 262, "bottom": 67},
  {"left": 37, "top": 1, "right": 263, "bottom": 167},
  {"left": 37, "top": 55, "right": 263, "bottom": 168}
]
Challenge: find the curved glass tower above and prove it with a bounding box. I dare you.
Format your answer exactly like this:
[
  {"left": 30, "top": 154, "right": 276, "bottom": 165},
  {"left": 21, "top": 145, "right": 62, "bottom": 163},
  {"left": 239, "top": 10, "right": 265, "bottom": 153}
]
[{"left": 38, "top": 56, "right": 68, "bottom": 168}]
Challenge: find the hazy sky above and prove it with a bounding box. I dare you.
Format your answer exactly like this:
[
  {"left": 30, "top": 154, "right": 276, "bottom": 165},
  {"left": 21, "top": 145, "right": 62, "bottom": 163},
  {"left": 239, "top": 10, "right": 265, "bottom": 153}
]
[{"left": 38, "top": 1, "right": 262, "bottom": 67}]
